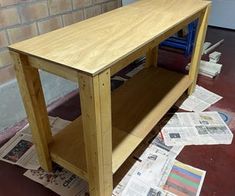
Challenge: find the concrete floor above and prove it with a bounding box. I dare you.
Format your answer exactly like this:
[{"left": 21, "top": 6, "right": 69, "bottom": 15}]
[{"left": 0, "top": 27, "right": 234, "bottom": 196}]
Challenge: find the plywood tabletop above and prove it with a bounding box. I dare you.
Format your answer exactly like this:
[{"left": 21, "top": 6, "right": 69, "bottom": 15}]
[{"left": 9, "top": 0, "right": 210, "bottom": 75}]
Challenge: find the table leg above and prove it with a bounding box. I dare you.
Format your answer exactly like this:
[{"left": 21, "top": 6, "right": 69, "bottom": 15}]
[
  {"left": 78, "top": 69, "right": 113, "bottom": 196},
  {"left": 11, "top": 51, "right": 52, "bottom": 171},
  {"left": 188, "top": 5, "right": 211, "bottom": 95},
  {"left": 145, "top": 46, "right": 158, "bottom": 68}
]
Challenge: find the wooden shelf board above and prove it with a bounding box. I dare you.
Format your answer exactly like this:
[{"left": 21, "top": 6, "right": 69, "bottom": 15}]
[
  {"left": 112, "top": 67, "right": 192, "bottom": 139},
  {"left": 50, "top": 118, "right": 141, "bottom": 180},
  {"left": 49, "top": 67, "right": 192, "bottom": 180}
]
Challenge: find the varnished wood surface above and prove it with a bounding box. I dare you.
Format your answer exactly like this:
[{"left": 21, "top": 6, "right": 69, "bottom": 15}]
[
  {"left": 188, "top": 5, "right": 211, "bottom": 94},
  {"left": 9, "top": 0, "right": 210, "bottom": 76},
  {"left": 11, "top": 52, "right": 52, "bottom": 171},
  {"left": 78, "top": 70, "right": 113, "bottom": 195}
]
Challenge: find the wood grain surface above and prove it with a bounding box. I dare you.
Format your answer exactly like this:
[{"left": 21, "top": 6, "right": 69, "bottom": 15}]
[{"left": 9, "top": 0, "right": 210, "bottom": 75}]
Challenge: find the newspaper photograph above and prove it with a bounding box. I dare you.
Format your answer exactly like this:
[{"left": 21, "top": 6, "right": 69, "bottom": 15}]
[
  {"left": 163, "top": 160, "right": 206, "bottom": 196},
  {"left": 161, "top": 112, "right": 233, "bottom": 146},
  {"left": 148, "top": 133, "right": 184, "bottom": 159},
  {"left": 24, "top": 165, "right": 89, "bottom": 196},
  {"left": 0, "top": 133, "right": 39, "bottom": 170},
  {"left": 0, "top": 116, "right": 71, "bottom": 170}
]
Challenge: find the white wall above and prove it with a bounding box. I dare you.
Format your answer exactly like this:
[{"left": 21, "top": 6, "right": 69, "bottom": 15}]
[
  {"left": 209, "top": 0, "right": 235, "bottom": 30},
  {"left": 0, "top": 71, "right": 77, "bottom": 133}
]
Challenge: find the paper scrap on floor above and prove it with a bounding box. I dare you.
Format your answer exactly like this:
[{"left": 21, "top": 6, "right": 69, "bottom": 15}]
[
  {"left": 24, "top": 165, "right": 89, "bottom": 196},
  {"left": 163, "top": 160, "right": 206, "bottom": 196},
  {"left": 0, "top": 116, "right": 70, "bottom": 170},
  {"left": 113, "top": 132, "right": 184, "bottom": 196},
  {"left": 161, "top": 111, "right": 233, "bottom": 146},
  {"left": 176, "top": 85, "right": 222, "bottom": 112}
]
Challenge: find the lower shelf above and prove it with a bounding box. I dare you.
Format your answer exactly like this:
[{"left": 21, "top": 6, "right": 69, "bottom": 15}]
[
  {"left": 49, "top": 67, "right": 192, "bottom": 181},
  {"left": 50, "top": 117, "right": 141, "bottom": 180}
]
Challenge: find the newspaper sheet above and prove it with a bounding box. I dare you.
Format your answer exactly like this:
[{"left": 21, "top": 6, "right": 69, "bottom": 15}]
[
  {"left": 24, "top": 165, "right": 89, "bottom": 196},
  {"left": 0, "top": 116, "right": 70, "bottom": 170},
  {"left": 132, "top": 147, "right": 173, "bottom": 187},
  {"left": 113, "top": 148, "right": 175, "bottom": 196},
  {"left": 122, "top": 177, "right": 175, "bottom": 196},
  {"left": 163, "top": 160, "right": 206, "bottom": 196},
  {"left": 177, "top": 85, "right": 222, "bottom": 112},
  {"left": 113, "top": 160, "right": 142, "bottom": 196},
  {"left": 0, "top": 133, "right": 39, "bottom": 170},
  {"left": 113, "top": 132, "right": 184, "bottom": 196},
  {"left": 148, "top": 133, "right": 184, "bottom": 160},
  {"left": 161, "top": 112, "right": 233, "bottom": 146}
]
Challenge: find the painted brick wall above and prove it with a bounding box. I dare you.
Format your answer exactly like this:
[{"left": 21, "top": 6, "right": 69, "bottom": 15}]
[
  {"left": 0, "top": 0, "right": 121, "bottom": 85},
  {"left": 0, "top": 0, "right": 121, "bottom": 132}
]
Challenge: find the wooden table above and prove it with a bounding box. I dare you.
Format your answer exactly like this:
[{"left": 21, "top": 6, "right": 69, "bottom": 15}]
[{"left": 9, "top": 0, "right": 211, "bottom": 195}]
